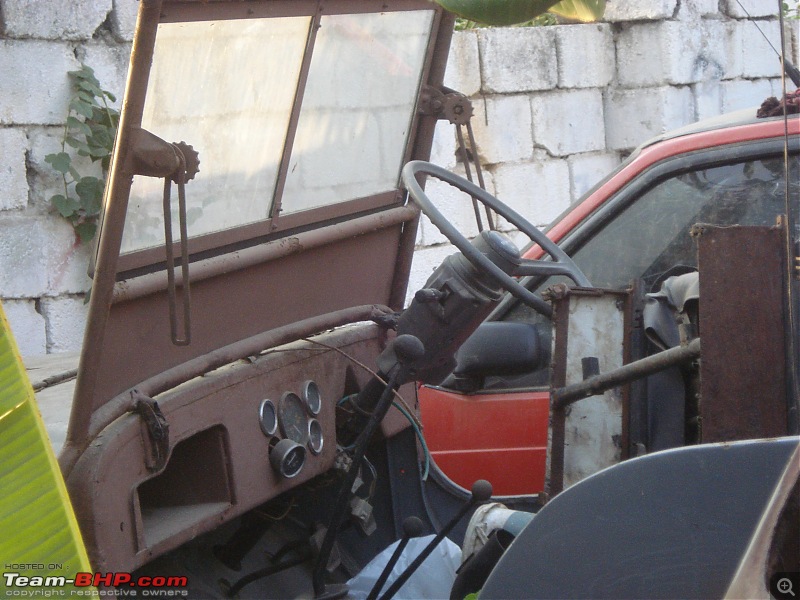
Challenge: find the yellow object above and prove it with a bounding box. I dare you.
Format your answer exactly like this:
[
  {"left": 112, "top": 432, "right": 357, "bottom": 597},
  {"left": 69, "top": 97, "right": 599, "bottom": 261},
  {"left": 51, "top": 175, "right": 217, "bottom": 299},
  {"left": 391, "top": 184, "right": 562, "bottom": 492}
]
[{"left": 0, "top": 302, "right": 93, "bottom": 593}]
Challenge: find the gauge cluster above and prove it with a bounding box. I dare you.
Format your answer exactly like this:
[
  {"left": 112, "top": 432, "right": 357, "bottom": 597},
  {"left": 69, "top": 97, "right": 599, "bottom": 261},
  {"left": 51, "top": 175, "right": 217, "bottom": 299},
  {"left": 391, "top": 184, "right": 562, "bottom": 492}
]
[{"left": 260, "top": 380, "right": 325, "bottom": 479}]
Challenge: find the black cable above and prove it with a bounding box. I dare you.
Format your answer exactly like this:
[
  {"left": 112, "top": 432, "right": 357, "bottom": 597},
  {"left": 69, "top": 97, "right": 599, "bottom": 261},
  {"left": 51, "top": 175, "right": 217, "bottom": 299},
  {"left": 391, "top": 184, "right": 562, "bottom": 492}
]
[{"left": 311, "top": 369, "right": 401, "bottom": 596}]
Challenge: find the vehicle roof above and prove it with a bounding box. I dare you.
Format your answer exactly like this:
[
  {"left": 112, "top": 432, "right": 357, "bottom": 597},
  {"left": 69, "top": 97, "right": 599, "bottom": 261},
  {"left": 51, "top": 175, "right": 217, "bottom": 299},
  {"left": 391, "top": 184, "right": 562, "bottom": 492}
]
[{"left": 639, "top": 107, "right": 797, "bottom": 149}]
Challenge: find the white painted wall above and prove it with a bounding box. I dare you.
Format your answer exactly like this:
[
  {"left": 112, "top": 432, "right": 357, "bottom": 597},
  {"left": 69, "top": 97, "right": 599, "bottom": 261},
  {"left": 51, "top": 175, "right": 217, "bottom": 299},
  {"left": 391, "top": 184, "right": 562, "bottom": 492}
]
[{"left": 0, "top": 0, "right": 792, "bottom": 355}]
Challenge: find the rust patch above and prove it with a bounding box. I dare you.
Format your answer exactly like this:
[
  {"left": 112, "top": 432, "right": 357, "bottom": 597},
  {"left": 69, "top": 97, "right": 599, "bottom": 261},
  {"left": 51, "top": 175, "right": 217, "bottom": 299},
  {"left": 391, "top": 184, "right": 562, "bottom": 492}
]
[{"left": 697, "top": 225, "right": 789, "bottom": 442}]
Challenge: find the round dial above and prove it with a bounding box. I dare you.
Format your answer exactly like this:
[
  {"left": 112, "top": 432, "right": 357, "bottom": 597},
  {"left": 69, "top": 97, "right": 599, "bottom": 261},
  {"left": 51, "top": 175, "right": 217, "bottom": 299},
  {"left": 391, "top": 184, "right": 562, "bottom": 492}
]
[
  {"left": 258, "top": 399, "right": 277, "bottom": 437},
  {"left": 308, "top": 418, "right": 324, "bottom": 455},
  {"left": 270, "top": 438, "right": 306, "bottom": 479},
  {"left": 279, "top": 392, "right": 309, "bottom": 445},
  {"left": 302, "top": 380, "right": 322, "bottom": 416}
]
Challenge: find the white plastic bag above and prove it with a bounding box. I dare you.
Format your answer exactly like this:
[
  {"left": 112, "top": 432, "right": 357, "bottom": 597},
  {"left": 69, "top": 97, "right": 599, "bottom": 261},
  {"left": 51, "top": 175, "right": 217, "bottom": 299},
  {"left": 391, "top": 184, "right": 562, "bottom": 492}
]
[{"left": 347, "top": 534, "right": 462, "bottom": 600}]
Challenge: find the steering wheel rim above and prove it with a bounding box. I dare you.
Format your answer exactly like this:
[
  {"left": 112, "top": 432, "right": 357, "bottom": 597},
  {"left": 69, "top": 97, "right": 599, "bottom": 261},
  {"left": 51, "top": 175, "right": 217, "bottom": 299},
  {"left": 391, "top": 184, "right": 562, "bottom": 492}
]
[{"left": 402, "top": 160, "right": 591, "bottom": 314}]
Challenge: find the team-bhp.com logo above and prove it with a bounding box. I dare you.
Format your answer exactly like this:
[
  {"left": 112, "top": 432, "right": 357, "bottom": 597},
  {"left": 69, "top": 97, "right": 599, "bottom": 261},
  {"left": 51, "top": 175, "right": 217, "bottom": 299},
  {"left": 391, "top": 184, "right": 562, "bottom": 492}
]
[{"left": 3, "top": 569, "right": 188, "bottom": 597}]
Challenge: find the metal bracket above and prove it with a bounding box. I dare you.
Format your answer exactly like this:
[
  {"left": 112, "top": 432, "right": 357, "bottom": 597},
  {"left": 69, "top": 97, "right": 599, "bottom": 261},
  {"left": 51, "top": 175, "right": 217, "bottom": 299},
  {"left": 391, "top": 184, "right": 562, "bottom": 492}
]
[
  {"left": 417, "top": 85, "right": 493, "bottom": 230},
  {"left": 132, "top": 389, "right": 170, "bottom": 472}
]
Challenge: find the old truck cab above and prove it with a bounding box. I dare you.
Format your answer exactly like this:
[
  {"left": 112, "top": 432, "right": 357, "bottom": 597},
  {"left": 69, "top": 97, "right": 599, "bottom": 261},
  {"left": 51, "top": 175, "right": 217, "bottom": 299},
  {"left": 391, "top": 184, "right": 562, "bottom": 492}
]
[{"left": 20, "top": 0, "right": 800, "bottom": 598}]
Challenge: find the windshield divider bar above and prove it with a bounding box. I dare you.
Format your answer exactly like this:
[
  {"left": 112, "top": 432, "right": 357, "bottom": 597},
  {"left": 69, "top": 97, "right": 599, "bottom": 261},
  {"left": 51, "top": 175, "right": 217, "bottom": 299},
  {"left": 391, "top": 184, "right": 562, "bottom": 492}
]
[{"left": 268, "top": 6, "right": 322, "bottom": 232}]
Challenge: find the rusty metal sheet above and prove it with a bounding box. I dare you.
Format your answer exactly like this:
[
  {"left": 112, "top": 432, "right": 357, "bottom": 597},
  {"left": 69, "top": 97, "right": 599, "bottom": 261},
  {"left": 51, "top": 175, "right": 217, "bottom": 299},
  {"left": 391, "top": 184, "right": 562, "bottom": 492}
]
[{"left": 696, "top": 224, "right": 788, "bottom": 442}]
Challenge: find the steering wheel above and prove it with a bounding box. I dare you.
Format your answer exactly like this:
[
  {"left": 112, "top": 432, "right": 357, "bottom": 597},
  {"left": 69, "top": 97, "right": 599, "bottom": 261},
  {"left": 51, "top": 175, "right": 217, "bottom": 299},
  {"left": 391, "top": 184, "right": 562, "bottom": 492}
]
[{"left": 402, "top": 161, "right": 591, "bottom": 314}]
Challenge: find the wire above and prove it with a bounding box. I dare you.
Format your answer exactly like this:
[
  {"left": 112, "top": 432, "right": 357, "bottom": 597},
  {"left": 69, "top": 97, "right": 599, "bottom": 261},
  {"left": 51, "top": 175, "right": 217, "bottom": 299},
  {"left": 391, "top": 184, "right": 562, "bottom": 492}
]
[
  {"left": 302, "top": 336, "right": 423, "bottom": 430},
  {"left": 362, "top": 455, "right": 378, "bottom": 500},
  {"left": 392, "top": 400, "right": 431, "bottom": 481},
  {"left": 253, "top": 497, "right": 295, "bottom": 522},
  {"left": 734, "top": 0, "right": 781, "bottom": 57}
]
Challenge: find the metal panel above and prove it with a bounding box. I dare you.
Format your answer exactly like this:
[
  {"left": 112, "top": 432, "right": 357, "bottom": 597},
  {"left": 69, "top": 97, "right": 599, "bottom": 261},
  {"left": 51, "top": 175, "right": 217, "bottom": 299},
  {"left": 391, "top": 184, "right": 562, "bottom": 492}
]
[
  {"left": 546, "top": 287, "right": 631, "bottom": 498},
  {"left": 482, "top": 437, "right": 800, "bottom": 599},
  {"left": 696, "top": 224, "right": 789, "bottom": 442}
]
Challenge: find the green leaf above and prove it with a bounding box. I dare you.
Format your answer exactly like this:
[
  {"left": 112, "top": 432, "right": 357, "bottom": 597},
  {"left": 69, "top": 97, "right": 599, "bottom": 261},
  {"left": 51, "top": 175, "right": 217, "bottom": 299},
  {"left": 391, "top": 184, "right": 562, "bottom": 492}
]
[
  {"left": 549, "top": 0, "right": 605, "bottom": 21},
  {"left": 51, "top": 194, "right": 80, "bottom": 218},
  {"left": 435, "top": 0, "right": 560, "bottom": 25},
  {"left": 66, "top": 116, "right": 92, "bottom": 136},
  {"left": 75, "top": 221, "right": 97, "bottom": 243},
  {"left": 44, "top": 152, "right": 72, "bottom": 174},
  {"left": 87, "top": 126, "right": 113, "bottom": 149},
  {"left": 76, "top": 78, "right": 104, "bottom": 98},
  {"left": 0, "top": 303, "right": 95, "bottom": 589},
  {"left": 104, "top": 90, "right": 117, "bottom": 103},
  {"left": 65, "top": 136, "right": 92, "bottom": 155},
  {"left": 69, "top": 98, "right": 94, "bottom": 119},
  {"left": 75, "top": 176, "right": 104, "bottom": 211}
]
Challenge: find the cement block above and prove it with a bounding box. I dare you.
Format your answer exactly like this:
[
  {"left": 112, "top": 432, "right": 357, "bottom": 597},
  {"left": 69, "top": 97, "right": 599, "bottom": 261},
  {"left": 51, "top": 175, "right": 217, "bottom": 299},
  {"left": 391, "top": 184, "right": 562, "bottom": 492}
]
[
  {"left": 617, "top": 22, "right": 705, "bottom": 87},
  {"left": 555, "top": 23, "right": 614, "bottom": 89},
  {"left": 604, "top": 0, "right": 678, "bottom": 22},
  {"left": 675, "top": 0, "right": 721, "bottom": 19},
  {"left": 78, "top": 42, "right": 132, "bottom": 110},
  {"left": 468, "top": 95, "right": 534, "bottom": 165},
  {"left": 605, "top": 86, "right": 695, "bottom": 151},
  {"left": 0, "top": 41, "right": 79, "bottom": 125},
  {"left": 0, "top": 128, "right": 29, "bottom": 211},
  {"left": 707, "top": 19, "right": 743, "bottom": 80},
  {"left": 1, "top": 0, "right": 112, "bottom": 40},
  {"left": 110, "top": 0, "right": 139, "bottom": 42},
  {"left": 568, "top": 152, "right": 620, "bottom": 200},
  {"left": 0, "top": 217, "right": 49, "bottom": 298},
  {"left": 43, "top": 217, "right": 93, "bottom": 295},
  {"left": 493, "top": 159, "right": 571, "bottom": 228},
  {"left": 40, "top": 296, "right": 88, "bottom": 353},
  {"left": 444, "top": 31, "right": 481, "bottom": 97},
  {"left": 2, "top": 299, "right": 47, "bottom": 356},
  {"left": 430, "top": 120, "right": 458, "bottom": 171},
  {"left": 531, "top": 88, "right": 605, "bottom": 157},
  {"left": 0, "top": 211, "right": 92, "bottom": 297},
  {"left": 739, "top": 19, "right": 782, "bottom": 79},
  {"left": 693, "top": 80, "right": 723, "bottom": 120},
  {"left": 721, "top": 0, "right": 777, "bottom": 18},
  {"left": 478, "top": 27, "right": 557, "bottom": 93},
  {"left": 721, "top": 78, "right": 775, "bottom": 112}
]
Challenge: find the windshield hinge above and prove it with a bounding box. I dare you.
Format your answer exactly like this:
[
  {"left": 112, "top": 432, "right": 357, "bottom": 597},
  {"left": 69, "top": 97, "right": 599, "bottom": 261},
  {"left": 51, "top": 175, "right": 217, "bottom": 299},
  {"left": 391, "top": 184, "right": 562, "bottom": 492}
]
[
  {"left": 418, "top": 86, "right": 494, "bottom": 231},
  {"left": 132, "top": 389, "right": 170, "bottom": 472}
]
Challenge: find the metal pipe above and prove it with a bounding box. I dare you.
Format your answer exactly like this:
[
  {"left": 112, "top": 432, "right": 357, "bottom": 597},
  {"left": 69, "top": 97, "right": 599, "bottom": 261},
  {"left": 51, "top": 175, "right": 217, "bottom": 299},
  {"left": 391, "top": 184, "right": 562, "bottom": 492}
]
[
  {"left": 64, "top": 0, "right": 164, "bottom": 460},
  {"left": 552, "top": 338, "right": 701, "bottom": 409}
]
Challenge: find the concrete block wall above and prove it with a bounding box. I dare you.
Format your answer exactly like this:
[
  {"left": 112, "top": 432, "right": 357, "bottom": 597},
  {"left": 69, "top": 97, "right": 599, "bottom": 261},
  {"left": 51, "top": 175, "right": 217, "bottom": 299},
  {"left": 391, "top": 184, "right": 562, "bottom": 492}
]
[
  {"left": 0, "top": 0, "right": 136, "bottom": 355},
  {"left": 0, "top": 0, "right": 792, "bottom": 353}
]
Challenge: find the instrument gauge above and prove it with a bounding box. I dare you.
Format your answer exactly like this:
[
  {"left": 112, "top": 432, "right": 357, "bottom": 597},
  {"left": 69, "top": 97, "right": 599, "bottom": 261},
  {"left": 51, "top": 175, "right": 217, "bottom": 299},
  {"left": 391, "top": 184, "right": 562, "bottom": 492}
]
[
  {"left": 302, "top": 380, "right": 322, "bottom": 415},
  {"left": 279, "top": 392, "right": 309, "bottom": 445},
  {"left": 308, "top": 418, "right": 324, "bottom": 455},
  {"left": 270, "top": 438, "right": 306, "bottom": 479},
  {"left": 258, "top": 399, "right": 277, "bottom": 437}
]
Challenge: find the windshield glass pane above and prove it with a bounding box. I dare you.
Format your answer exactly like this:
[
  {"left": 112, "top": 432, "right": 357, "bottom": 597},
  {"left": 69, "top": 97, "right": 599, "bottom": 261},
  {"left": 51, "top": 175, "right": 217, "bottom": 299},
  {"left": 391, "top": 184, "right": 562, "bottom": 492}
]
[
  {"left": 280, "top": 10, "right": 434, "bottom": 215},
  {"left": 121, "top": 17, "right": 310, "bottom": 254}
]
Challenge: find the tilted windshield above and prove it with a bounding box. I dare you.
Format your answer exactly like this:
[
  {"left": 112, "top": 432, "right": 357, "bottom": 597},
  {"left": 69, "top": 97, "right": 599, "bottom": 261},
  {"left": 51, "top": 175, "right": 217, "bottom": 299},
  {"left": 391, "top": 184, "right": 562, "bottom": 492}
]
[{"left": 121, "top": 10, "right": 434, "bottom": 255}]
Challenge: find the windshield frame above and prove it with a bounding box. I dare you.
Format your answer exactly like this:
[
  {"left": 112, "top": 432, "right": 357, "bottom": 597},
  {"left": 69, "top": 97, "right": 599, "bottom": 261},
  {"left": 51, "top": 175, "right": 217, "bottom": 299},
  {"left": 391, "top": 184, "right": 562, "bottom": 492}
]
[{"left": 100, "top": 0, "right": 442, "bottom": 277}]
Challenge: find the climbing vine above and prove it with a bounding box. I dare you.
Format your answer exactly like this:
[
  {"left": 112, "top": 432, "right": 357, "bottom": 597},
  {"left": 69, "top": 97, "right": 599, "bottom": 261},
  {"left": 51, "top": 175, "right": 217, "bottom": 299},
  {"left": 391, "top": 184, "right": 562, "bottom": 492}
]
[{"left": 45, "top": 64, "right": 119, "bottom": 244}]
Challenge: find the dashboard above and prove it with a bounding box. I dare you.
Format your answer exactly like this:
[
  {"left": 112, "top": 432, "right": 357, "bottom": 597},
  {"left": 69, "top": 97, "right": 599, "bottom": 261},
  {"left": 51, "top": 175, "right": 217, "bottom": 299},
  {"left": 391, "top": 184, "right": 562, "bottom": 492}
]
[{"left": 66, "top": 323, "right": 401, "bottom": 572}]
